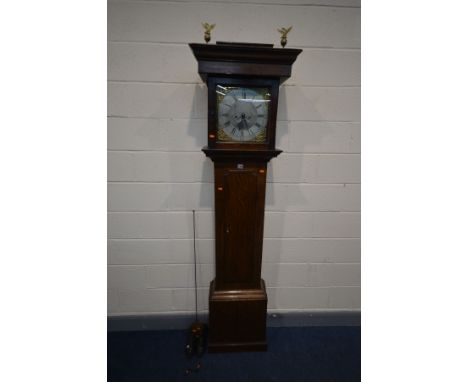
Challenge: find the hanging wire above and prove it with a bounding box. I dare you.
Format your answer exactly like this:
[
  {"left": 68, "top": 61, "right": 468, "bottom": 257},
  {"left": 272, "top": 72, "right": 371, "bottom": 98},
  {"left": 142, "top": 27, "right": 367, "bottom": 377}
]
[{"left": 192, "top": 210, "right": 198, "bottom": 322}]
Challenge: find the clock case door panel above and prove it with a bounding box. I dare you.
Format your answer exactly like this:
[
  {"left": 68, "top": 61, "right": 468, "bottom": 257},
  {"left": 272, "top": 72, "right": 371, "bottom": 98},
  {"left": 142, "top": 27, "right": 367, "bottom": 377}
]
[
  {"left": 214, "top": 162, "right": 267, "bottom": 291},
  {"left": 207, "top": 77, "right": 279, "bottom": 151}
]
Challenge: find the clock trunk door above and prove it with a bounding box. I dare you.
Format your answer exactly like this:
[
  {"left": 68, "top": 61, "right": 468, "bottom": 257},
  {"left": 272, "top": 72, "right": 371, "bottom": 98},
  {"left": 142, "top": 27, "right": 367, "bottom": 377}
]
[{"left": 215, "top": 164, "right": 266, "bottom": 290}]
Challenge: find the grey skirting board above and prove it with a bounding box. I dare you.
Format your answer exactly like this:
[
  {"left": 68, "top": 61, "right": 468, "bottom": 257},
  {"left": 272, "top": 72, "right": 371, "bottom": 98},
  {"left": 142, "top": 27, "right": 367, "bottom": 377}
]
[{"left": 107, "top": 311, "right": 360, "bottom": 332}]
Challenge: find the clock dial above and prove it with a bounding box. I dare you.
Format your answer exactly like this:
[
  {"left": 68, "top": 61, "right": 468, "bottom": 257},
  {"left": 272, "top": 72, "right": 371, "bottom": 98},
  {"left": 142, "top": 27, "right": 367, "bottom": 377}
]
[{"left": 216, "top": 86, "right": 270, "bottom": 143}]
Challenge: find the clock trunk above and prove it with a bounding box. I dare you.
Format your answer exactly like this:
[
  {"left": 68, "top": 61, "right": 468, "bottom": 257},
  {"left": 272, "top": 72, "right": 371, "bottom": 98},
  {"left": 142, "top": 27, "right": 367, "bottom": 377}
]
[
  {"left": 215, "top": 162, "right": 266, "bottom": 290},
  {"left": 209, "top": 161, "right": 268, "bottom": 351}
]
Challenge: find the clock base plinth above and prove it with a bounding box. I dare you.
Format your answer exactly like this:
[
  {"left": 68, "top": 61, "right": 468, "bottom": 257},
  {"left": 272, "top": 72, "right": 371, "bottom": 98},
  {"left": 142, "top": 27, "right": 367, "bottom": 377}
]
[{"left": 207, "top": 280, "right": 268, "bottom": 353}]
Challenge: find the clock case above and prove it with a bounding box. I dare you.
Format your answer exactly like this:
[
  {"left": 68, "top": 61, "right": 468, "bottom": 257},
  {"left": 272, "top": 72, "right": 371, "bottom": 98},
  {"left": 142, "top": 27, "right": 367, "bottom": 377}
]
[{"left": 190, "top": 42, "right": 301, "bottom": 352}]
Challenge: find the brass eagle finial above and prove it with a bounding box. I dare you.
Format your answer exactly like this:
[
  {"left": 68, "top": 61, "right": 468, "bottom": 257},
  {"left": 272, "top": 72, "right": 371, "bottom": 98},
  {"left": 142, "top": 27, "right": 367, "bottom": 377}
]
[
  {"left": 202, "top": 22, "right": 216, "bottom": 43},
  {"left": 277, "top": 26, "right": 293, "bottom": 48}
]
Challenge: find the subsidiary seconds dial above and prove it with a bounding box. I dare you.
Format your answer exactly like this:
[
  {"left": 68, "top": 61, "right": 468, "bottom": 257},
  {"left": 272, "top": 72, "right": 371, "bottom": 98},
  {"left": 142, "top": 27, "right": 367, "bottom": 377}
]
[{"left": 217, "top": 86, "right": 269, "bottom": 143}]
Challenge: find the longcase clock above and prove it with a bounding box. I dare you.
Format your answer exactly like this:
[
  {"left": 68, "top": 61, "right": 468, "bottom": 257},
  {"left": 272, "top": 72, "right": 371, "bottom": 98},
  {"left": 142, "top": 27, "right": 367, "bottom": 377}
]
[{"left": 190, "top": 42, "right": 301, "bottom": 352}]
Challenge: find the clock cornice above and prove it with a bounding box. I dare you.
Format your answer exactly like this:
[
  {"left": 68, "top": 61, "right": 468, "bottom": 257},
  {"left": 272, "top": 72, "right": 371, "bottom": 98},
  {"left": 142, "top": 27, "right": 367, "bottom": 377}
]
[{"left": 189, "top": 42, "right": 302, "bottom": 82}]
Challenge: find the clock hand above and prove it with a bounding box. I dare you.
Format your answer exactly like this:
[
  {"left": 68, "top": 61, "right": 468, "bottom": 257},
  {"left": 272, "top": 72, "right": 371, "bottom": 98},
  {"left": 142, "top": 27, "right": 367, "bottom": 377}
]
[{"left": 237, "top": 117, "right": 249, "bottom": 130}]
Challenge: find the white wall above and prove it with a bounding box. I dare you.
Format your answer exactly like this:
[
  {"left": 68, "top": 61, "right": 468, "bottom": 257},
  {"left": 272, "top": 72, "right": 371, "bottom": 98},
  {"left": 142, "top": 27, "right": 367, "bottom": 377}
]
[{"left": 108, "top": 0, "right": 361, "bottom": 316}]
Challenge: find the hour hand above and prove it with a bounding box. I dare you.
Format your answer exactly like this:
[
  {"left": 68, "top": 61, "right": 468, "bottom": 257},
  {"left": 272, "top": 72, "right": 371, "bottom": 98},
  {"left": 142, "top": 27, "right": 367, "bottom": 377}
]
[{"left": 237, "top": 119, "right": 248, "bottom": 130}]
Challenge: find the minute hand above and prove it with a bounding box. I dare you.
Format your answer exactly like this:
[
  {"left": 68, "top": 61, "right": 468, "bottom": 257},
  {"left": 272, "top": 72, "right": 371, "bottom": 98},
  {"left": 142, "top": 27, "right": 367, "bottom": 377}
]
[{"left": 237, "top": 119, "right": 249, "bottom": 130}]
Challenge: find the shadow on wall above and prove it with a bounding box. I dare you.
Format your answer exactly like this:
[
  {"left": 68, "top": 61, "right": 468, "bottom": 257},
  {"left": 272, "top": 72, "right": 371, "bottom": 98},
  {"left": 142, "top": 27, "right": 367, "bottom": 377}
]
[
  {"left": 192, "top": 82, "right": 215, "bottom": 315},
  {"left": 189, "top": 83, "right": 213, "bottom": 202},
  {"left": 265, "top": 83, "right": 339, "bottom": 308},
  {"left": 187, "top": 83, "right": 208, "bottom": 149}
]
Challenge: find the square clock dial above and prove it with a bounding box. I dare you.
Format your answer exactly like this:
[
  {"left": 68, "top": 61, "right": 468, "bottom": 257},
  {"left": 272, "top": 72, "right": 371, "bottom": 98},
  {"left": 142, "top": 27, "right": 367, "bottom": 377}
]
[{"left": 216, "top": 85, "right": 270, "bottom": 143}]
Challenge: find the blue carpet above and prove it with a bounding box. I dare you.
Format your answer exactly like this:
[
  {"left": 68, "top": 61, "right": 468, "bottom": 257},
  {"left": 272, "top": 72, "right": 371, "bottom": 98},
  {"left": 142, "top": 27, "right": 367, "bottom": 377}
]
[{"left": 108, "top": 326, "right": 360, "bottom": 382}]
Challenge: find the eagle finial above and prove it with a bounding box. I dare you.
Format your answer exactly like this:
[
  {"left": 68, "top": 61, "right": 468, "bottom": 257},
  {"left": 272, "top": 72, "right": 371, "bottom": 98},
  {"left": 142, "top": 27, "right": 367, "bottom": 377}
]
[
  {"left": 277, "top": 26, "right": 293, "bottom": 47},
  {"left": 202, "top": 22, "right": 216, "bottom": 43}
]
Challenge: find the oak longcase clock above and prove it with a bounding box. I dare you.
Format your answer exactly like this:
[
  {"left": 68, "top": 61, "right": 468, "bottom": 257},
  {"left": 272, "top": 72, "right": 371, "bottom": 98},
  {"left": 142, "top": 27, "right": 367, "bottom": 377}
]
[{"left": 190, "top": 41, "right": 301, "bottom": 352}]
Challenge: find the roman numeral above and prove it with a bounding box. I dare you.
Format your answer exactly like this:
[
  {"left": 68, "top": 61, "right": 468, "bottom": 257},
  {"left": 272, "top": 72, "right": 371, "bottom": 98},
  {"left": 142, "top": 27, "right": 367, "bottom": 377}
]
[{"left": 255, "top": 104, "right": 262, "bottom": 109}]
